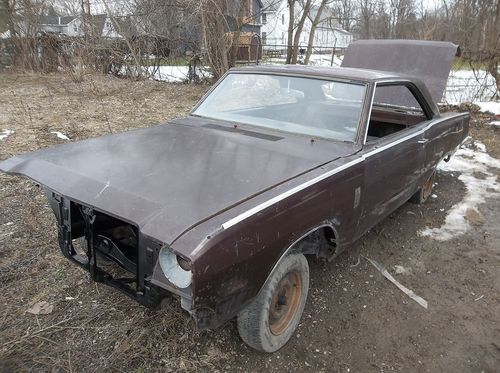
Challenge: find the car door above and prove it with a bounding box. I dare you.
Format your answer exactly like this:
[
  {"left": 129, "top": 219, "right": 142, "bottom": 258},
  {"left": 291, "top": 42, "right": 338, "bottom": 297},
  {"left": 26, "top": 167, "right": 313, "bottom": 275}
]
[{"left": 356, "top": 83, "right": 429, "bottom": 235}]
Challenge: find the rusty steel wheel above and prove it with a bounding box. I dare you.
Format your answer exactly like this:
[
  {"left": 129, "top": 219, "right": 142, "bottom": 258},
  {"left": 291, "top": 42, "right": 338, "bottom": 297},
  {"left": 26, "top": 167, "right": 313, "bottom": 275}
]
[
  {"left": 237, "top": 253, "right": 309, "bottom": 353},
  {"left": 269, "top": 271, "right": 303, "bottom": 335},
  {"left": 411, "top": 171, "right": 435, "bottom": 204}
]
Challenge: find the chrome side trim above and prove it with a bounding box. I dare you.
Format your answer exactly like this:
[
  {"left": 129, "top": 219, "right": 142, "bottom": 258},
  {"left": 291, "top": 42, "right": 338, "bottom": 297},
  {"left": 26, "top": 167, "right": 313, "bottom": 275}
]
[
  {"left": 221, "top": 113, "right": 468, "bottom": 230},
  {"left": 221, "top": 157, "right": 364, "bottom": 230}
]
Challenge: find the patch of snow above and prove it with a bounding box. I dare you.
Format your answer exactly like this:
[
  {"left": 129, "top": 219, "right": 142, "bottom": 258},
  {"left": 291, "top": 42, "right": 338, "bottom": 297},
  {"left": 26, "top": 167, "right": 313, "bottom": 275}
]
[
  {"left": 0, "top": 129, "right": 14, "bottom": 140},
  {"left": 146, "top": 66, "right": 211, "bottom": 83},
  {"left": 51, "top": 131, "right": 70, "bottom": 140},
  {"left": 475, "top": 101, "right": 500, "bottom": 115},
  {"left": 119, "top": 65, "right": 211, "bottom": 83},
  {"left": 307, "top": 53, "right": 343, "bottom": 67},
  {"left": 420, "top": 139, "right": 500, "bottom": 241},
  {"left": 443, "top": 70, "right": 497, "bottom": 104},
  {"left": 489, "top": 121, "right": 500, "bottom": 127}
]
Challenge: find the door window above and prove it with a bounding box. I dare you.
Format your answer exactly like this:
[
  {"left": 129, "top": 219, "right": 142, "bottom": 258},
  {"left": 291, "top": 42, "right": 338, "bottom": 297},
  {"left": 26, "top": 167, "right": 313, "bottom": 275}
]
[{"left": 366, "top": 84, "right": 428, "bottom": 142}]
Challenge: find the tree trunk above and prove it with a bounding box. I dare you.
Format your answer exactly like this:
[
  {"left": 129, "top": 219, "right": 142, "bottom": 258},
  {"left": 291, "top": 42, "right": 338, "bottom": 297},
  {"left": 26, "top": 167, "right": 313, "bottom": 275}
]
[
  {"left": 304, "top": 0, "right": 328, "bottom": 65},
  {"left": 286, "top": 0, "right": 295, "bottom": 64},
  {"left": 486, "top": 0, "right": 500, "bottom": 99},
  {"left": 290, "top": 0, "right": 312, "bottom": 64},
  {"left": 201, "top": 5, "right": 229, "bottom": 81},
  {"left": 229, "top": 1, "right": 246, "bottom": 68}
]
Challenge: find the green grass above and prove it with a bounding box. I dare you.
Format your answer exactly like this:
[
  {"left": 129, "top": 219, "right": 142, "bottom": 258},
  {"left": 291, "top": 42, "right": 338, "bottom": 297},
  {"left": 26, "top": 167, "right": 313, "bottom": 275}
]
[{"left": 452, "top": 57, "right": 488, "bottom": 71}]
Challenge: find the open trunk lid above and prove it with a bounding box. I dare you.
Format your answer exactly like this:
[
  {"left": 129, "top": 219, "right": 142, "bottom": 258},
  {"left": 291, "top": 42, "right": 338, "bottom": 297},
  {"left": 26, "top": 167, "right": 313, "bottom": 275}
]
[{"left": 341, "top": 39, "right": 459, "bottom": 104}]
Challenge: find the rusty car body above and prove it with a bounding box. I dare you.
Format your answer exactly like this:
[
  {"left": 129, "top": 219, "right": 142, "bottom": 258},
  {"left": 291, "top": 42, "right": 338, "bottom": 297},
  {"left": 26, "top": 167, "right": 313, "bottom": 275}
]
[{"left": 0, "top": 40, "right": 469, "bottom": 352}]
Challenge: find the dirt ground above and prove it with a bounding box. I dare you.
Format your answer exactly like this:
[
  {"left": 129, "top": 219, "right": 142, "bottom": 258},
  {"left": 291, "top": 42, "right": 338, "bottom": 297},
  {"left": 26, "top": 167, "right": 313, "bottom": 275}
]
[{"left": 0, "top": 72, "right": 499, "bottom": 373}]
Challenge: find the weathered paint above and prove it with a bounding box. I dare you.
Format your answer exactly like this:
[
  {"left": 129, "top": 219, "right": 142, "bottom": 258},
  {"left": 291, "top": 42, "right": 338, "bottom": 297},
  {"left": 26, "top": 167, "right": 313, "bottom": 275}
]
[{"left": 0, "top": 62, "right": 470, "bottom": 330}]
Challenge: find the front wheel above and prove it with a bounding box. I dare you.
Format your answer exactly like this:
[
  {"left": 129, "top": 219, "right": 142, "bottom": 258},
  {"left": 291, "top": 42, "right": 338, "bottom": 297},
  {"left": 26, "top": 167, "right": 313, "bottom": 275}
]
[{"left": 237, "top": 253, "right": 309, "bottom": 352}]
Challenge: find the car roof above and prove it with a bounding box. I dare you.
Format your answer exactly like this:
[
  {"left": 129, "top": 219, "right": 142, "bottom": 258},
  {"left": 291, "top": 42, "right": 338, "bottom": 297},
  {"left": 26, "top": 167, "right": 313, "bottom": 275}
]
[{"left": 229, "top": 64, "right": 409, "bottom": 83}]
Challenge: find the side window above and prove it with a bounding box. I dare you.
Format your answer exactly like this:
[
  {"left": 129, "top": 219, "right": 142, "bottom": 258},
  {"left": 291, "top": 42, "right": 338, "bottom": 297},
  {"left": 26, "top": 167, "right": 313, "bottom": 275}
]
[
  {"left": 366, "top": 84, "right": 428, "bottom": 142},
  {"left": 374, "top": 85, "right": 423, "bottom": 111}
]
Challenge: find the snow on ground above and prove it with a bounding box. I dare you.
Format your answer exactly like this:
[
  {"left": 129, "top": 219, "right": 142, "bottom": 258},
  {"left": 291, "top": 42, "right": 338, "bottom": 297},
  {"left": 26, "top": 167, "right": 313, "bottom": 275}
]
[
  {"left": 50, "top": 131, "right": 70, "bottom": 140},
  {"left": 443, "top": 69, "right": 497, "bottom": 104},
  {"left": 475, "top": 101, "right": 500, "bottom": 116},
  {"left": 0, "top": 129, "right": 14, "bottom": 140},
  {"left": 420, "top": 139, "right": 500, "bottom": 241},
  {"left": 302, "top": 53, "right": 343, "bottom": 67},
  {"left": 147, "top": 66, "right": 210, "bottom": 83},
  {"left": 475, "top": 101, "right": 500, "bottom": 126}
]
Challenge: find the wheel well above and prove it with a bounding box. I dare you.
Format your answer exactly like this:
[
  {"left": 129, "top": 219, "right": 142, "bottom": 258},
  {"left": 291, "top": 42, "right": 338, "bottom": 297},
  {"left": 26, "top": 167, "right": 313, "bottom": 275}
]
[
  {"left": 291, "top": 225, "right": 338, "bottom": 260},
  {"left": 254, "top": 225, "right": 338, "bottom": 304}
]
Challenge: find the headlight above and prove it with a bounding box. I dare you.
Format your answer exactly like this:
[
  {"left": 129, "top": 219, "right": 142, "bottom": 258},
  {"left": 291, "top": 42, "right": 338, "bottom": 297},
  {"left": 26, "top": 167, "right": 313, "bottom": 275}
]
[{"left": 158, "top": 246, "right": 192, "bottom": 288}]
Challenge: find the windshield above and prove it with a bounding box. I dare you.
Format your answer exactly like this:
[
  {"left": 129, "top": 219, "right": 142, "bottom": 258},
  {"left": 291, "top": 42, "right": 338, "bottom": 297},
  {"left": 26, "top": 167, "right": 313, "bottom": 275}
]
[{"left": 193, "top": 73, "right": 367, "bottom": 142}]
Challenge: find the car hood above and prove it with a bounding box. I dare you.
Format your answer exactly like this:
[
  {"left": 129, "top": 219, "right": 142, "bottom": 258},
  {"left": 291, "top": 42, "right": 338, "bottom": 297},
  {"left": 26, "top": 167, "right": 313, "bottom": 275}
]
[
  {"left": 341, "top": 39, "right": 459, "bottom": 104},
  {"left": 0, "top": 117, "right": 358, "bottom": 245}
]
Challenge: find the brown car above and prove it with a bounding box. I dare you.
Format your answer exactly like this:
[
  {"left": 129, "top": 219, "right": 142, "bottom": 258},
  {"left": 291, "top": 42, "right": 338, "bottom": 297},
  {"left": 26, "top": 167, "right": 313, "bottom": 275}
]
[{"left": 0, "top": 40, "right": 469, "bottom": 352}]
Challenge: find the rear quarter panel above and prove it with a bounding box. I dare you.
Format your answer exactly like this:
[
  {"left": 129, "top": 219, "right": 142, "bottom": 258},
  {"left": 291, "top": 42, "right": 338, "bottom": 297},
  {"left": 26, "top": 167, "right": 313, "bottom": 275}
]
[{"left": 423, "top": 112, "right": 470, "bottom": 173}]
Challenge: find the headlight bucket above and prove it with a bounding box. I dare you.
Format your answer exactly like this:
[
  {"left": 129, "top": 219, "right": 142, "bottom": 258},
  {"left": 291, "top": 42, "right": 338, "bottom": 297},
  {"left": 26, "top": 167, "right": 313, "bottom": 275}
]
[{"left": 158, "top": 246, "right": 192, "bottom": 288}]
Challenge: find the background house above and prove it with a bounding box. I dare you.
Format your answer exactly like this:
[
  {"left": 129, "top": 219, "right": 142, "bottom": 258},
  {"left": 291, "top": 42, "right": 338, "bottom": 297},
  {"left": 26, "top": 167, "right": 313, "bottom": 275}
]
[
  {"left": 240, "top": 0, "right": 264, "bottom": 35},
  {"left": 261, "top": 0, "right": 289, "bottom": 46},
  {"left": 224, "top": 0, "right": 264, "bottom": 62},
  {"left": 261, "top": 0, "right": 352, "bottom": 50},
  {"left": 37, "top": 14, "right": 122, "bottom": 39},
  {"left": 38, "top": 15, "right": 82, "bottom": 36}
]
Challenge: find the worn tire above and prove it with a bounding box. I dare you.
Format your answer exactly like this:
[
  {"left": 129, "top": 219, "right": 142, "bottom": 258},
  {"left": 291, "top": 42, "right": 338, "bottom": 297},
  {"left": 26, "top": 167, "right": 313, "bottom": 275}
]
[
  {"left": 237, "top": 253, "right": 309, "bottom": 352},
  {"left": 410, "top": 171, "right": 435, "bottom": 204}
]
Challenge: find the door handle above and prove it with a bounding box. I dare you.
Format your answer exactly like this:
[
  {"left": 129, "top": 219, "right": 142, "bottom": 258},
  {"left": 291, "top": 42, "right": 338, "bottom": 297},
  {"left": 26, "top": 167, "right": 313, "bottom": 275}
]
[{"left": 417, "top": 138, "right": 428, "bottom": 144}]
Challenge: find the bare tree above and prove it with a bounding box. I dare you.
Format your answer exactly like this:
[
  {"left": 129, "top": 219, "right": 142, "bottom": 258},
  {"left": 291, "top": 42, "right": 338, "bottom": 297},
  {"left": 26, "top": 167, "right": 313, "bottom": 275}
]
[
  {"left": 199, "top": 0, "right": 230, "bottom": 79},
  {"left": 482, "top": 0, "right": 500, "bottom": 98},
  {"left": 332, "top": 0, "right": 357, "bottom": 32},
  {"left": 358, "top": 0, "right": 376, "bottom": 38},
  {"left": 53, "top": 0, "right": 81, "bottom": 15},
  {"left": 286, "top": 0, "right": 295, "bottom": 63},
  {"left": 286, "top": 0, "right": 313, "bottom": 64},
  {"left": 4, "top": 0, "right": 52, "bottom": 70},
  {"left": 304, "top": 0, "right": 331, "bottom": 65}
]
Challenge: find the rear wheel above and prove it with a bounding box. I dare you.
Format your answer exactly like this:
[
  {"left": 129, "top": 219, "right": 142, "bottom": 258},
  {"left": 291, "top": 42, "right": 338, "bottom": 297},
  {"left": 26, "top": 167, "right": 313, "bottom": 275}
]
[
  {"left": 410, "top": 171, "right": 435, "bottom": 204},
  {"left": 237, "top": 253, "right": 309, "bottom": 352}
]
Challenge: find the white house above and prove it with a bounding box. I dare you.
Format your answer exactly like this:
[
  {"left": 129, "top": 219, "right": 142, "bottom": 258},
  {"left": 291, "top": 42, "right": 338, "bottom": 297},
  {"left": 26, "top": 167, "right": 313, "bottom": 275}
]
[
  {"left": 38, "top": 15, "right": 83, "bottom": 37},
  {"left": 3, "top": 14, "right": 125, "bottom": 39},
  {"left": 261, "top": 0, "right": 352, "bottom": 50},
  {"left": 0, "top": 16, "right": 79, "bottom": 39},
  {"left": 261, "top": 0, "right": 290, "bottom": 47}
]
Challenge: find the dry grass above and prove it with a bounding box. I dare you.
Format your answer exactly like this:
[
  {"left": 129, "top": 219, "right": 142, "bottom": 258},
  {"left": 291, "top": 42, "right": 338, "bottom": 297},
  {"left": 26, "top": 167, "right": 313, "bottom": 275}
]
[{"left": 0, "top": 72, "right": 237, "bottom": 372}]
